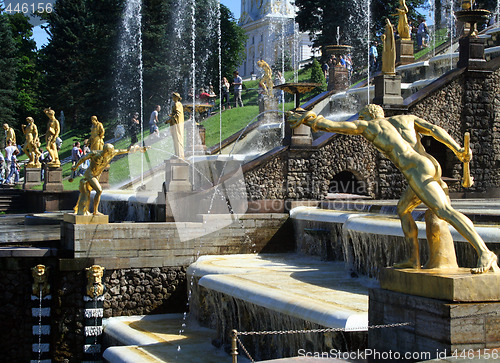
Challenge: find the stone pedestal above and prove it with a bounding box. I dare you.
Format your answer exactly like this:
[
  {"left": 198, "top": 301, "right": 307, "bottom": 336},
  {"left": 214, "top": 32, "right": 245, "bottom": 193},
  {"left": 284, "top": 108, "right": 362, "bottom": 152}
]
[
  {"left": 99, "top": 167, "right": 110, "bottom": 190},
  {"left": 185, "top": 124, "right": 207, "bottom": 157},
  {"left": 23, "top": 168, "right": 41, "bottom": 190},
  {"left": 396, "top": 38, "right": 414, "bottom": 66},
  {"left": 369, "top": 269, "right": 500, "bottom": 356},
  {"left": 164, "top": 159, "right": 191, "bottom": 193},
  {"left": 328, "top": 66, "right": 349, "bottom": 93},
  {"left": 458, "top": 36, "right": 487, "bottom": 70},
  {"left": 373, "top": 74, "right": 403, "bottom": 105},
  {"left": 290, "top": 124, "right": 312, "bottom": 147},
  {"left": 43, "top": 166, "right": 63, "bottom": 192},
  {"left": 63, "top": 213, "right": 109, "bottom": 224}
]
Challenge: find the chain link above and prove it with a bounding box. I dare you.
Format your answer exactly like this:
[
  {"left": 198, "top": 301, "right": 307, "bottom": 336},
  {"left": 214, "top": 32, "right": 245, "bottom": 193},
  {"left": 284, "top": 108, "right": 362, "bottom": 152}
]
[
  {"left": 236, "top": 322, "right": 412, "bottom": 337},
  {"left": 236, "top": 336, "right": 255, "bottom": 363}
]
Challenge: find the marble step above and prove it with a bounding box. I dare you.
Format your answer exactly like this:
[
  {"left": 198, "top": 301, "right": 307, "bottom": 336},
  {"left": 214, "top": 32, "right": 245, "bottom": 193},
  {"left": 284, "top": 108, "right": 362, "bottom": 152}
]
[{"left": 103, "top": 314, "right": 242, "bottom": 363}]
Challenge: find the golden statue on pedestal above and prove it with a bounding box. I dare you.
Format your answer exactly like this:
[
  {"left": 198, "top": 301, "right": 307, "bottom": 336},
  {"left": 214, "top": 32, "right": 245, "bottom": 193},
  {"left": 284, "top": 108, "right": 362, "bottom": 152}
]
[
  {"left": 287, "top": 104, "right": 499, "bottom": 274},
  {"left": 392, "top": 0, "right": 411, "bottom": 40},
  {"left": 165, "top": 92, "right": 185, "bottom": 159},
  {"left": 89, "top": 116, "right": 105, "bottom": 151},
  {"left": 257, "top": 59, "right": 274, "bottom": 98},
  {"left": 22, "top": 117, "right": 42, "bottom": 168},
  {"left": 43, "top": 108, "right": 61, "bottom": 168},
  {"left": 381, "top": 19, "right": 396, "bottom": 75},
  {"left": 32, "top": 264, "right": 50, "bottom": 297},
  {"left": 86, "top": 265, "right": 105, "bottom": 298},
  {"left": 71, "top": 144, "right": 148, "bottom": 215}
]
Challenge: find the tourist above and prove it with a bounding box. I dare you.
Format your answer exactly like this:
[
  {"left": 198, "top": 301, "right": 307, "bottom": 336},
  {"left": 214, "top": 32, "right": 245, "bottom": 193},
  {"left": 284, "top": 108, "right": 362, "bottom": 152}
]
[
  {"left": 4, "top": 140, "right": 17, "bottom": 183},
  {"left": 417, "top": 18, "right": 429, "bottom": 50},
  {"left": 149, "top": 105, "right": 160, "bottom": 137},
  {"left": 369, "top": 41, "right": 378, "bottom": 71},
  {"left": 322, "top": 61, "right": 329, "bottom": 81},
  {"left": 287, "top": 104, "right": 499, "bottom": 274},
  {"left": 0, "top": 153, "right": 4, "bottom": 183},
  {"left": 232, "top": 70, "right": 243, "bottom": 107},
  {"left": 71, "top": 141, "right": 83, "bottom": 179},
  {"left": 199, "top": 88, "right": 211, "bottom": 103},
  {"left": 345, "top": 54, "right": 353, "bottom": 80},
  {"left": 221, "top": 77, "right": 231, "bottom": 110},
  {"left": 5, "top": 149, "right": 20, "bottom": 185},
  {"left": 78, "top": 139, "right": 91, "bottom": 176},
  {"left": 129, "top": 112, "right": 140, "bottom": 146}
]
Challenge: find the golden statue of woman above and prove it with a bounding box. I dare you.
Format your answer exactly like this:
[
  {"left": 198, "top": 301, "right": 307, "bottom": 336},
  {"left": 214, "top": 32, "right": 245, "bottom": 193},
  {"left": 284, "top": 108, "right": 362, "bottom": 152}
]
[
  {"left": 165, "top": 92, "right": 185, "bottom": 159},
  {"left": 22, "top": 117, "right": 42, "bottom": 168},
  {"left": 392, "top": 0, "right": 411, "bottom": 40},
  {"left": 89, "top": 116, "right": 105, "bottom": 151},
  {"left": 43, "top": 108, "right": 61, "bottom": 167},
  {"left": 381, "top": 19, "right": 396, "bottom": 75}
]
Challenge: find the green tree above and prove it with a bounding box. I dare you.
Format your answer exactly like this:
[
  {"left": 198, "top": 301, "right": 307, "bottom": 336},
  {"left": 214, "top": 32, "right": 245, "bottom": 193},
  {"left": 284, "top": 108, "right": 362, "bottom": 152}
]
[
  {"left": 310, "top": 58, "right": 327, "bottom": 92},
  {"left": 0, "top": 12, "right": 17, "bottom": 129},
  {"left": 7, "top": 13, "right": 41, "bottom": 123},
  {"left": 40, "top": 0, "right": 122, "bottom": 130}
]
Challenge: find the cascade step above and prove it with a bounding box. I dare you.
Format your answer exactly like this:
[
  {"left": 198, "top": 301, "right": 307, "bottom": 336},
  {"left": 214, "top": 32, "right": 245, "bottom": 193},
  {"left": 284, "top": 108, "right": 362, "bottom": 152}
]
[{"left": 103, "top": 314, "right": 244, "bottom": 363}]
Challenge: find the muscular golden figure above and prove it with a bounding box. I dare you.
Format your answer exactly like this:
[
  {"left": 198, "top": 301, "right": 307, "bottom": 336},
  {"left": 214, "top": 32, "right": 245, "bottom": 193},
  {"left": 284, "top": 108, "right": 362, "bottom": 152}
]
[
  {"left": 71, "top": 144, "right": 148, "bottom": 215},
  {"left": 3, "top": 123, "right": 16, "bottom": 147},
  {"left": 287, "top": 104, "right": 499, "bottom": 274},
  {"left": 257, "top": 59, "right": 274, "bottom": 98}
]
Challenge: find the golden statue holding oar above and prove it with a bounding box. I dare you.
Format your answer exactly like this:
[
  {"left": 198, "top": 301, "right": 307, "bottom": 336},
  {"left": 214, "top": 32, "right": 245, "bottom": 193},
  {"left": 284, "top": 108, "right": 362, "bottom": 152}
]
[{"left": 287, "top": 105, "right": 499, "bottom": 274}]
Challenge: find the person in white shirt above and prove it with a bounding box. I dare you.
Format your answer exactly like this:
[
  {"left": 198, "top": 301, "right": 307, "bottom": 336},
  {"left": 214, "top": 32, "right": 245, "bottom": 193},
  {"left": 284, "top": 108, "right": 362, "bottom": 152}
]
[{"left": 4, "top": 140, "right": 17, "bottom": 183}]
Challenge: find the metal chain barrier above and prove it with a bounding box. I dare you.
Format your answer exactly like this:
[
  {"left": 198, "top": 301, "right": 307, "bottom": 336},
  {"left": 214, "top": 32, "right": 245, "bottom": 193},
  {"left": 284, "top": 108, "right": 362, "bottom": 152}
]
[{"left": 231, "top": 322, "right": 413, "bottom": 363}]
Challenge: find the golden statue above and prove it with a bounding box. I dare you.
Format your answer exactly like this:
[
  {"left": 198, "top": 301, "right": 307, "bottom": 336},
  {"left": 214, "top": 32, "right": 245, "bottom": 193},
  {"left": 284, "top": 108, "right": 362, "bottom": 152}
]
[
  {"left": 86, "top": 265, "right": 105, "bottom": 298},
  {"left": 392, "top": 0, "right": 411, "bottom": 40},
  {"left": 32, "top": 264, "right": 50, "bottom": 297},
  {"left": 381, "top": 19, "right": 396, "bottom": 75},
  {"left": 22, "top": 117, "right": 42, "bottom": 168},
  {"left": 3, "top": 123, "right": 16, "bottom": 147},
  {"left": 257, "top": 59, "right": 274, "bottom": 98},
  {"left": 89, "top": 116, "right": 105, "bottom": 151},
  {"left": 165, "top": 92, "right": 185, "bottom": 159},
  {"left": 43, "top": 108, "right": 61, "bottom": 168},
  {"left": 462, "top": 0, "right": 475, "bottom": 10},
  {"left": 287, "top": 104, "right": 499, "bottom": 274},
  {"left": 71, "top": 144, "right": 148, "bottom": 215}
]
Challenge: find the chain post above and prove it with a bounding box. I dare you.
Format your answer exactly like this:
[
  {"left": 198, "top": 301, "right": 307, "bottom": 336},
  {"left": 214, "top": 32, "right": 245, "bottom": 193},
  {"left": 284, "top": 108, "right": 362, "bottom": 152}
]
[{"left": 231, "top": 329, "right": 238, "bottom": 363}]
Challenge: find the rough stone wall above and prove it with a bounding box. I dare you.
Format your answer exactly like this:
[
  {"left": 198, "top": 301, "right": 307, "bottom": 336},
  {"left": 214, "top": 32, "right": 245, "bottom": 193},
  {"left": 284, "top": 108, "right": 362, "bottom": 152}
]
[
  {"left": 103, "top": 267, "right": 187, "bottom": 316},
  {"left": 245, "top": 154, "right": 286, "bottom": 200},
  {"left": 311, "top": 134, "right": 379, "bottom": 199}
]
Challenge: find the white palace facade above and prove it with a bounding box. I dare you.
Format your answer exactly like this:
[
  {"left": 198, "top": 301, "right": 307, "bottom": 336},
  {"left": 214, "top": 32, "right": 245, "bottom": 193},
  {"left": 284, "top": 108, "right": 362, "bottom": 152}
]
[{"left": 238, "top": 0, "right": 314, "bottom": 79}]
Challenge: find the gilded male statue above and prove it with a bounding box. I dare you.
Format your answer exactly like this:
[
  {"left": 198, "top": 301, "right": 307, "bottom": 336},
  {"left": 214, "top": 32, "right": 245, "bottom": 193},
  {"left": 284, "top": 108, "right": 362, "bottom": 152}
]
[
  {"left": 287, "top": 104, "right": 499, "bottom": 274},
  {"left": 3, "top": 123, "right": 16, "bottom": 147},
  {"left": 43, "top": 108, "right": 61, "bottom": 167},
  {"left": 22, "top": 117, "right": 42, "bottom": 168},
  {"left": 89, "top": 116, "right": 105, "bottom": 151},
  {"left": 71, "top": 144, "right": 148, "bottom": 215},
  {"left": 165, "top": 92, "right": 185, "bottom": 159},
  {"left": 392, "top": 0, "right": 411, "bottom": 40}
]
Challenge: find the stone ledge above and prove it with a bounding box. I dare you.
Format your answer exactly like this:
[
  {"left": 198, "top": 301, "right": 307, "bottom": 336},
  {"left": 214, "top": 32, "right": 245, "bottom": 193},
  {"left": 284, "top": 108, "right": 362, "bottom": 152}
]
[
  {"left": 63, "top": 213, "right": 109, "bottom": 224},
  {"left": 380, "top": 267, "right": 500, "bottom": 302}
]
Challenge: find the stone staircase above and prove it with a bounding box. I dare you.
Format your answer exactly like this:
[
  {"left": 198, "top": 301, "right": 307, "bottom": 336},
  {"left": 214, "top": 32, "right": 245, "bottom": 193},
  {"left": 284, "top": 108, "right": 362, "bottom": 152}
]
[
  {"left": 0, "top": 190, "right": 25, "bottom": 213},
  {"left": 102, "top": 314, "right": 244, "bottom": 363}
]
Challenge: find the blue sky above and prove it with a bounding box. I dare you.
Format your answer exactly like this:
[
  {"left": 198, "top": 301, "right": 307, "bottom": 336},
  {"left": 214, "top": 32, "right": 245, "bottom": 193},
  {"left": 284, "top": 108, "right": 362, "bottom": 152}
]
[{"left": 33, "top": 0, "right": 242, "bottom": 48}]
